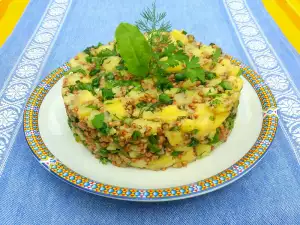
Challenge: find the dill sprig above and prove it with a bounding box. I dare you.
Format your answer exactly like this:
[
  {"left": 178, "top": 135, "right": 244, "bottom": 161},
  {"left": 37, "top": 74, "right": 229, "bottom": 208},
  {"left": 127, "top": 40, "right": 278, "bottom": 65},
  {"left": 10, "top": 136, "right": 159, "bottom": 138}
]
[{"left": 136, "top": 2, "right": 171, "bottom": 33}]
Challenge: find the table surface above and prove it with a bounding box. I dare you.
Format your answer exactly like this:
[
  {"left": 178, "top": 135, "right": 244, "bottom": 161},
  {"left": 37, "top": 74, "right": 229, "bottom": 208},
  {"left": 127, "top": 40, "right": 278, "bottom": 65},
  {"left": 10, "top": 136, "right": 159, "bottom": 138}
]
[{"left": 0, "top": 0, "right": 299, "bottom": 224}]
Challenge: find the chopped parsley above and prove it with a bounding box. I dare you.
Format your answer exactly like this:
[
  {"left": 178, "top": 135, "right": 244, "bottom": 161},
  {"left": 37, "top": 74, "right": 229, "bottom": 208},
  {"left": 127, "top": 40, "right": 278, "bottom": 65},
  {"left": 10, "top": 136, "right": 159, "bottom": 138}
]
[
  {"left": 219, "top": 81, "right": 232, "bottom": 90},
  {"left": 101, "top": 88, "right": 115, "bottom": 100},
  {"left": 132, "top": 131, "right": 142, "bottom": 141},
  {"left": 148, "top": 135, "right": 158, "bottom": 145},
  {"left": 188, "top": 137, "right": 199, "bottom": 147},
  {"left": 171, "top": 151, "right": 182, "bottom": 156},
  {"left": 89, "top": 68, "right": 100, "bottom": 76},
  {"left": 159, "top": 93, "right": 173, "bottom": 105},
  {"left": 148, "top": 144, "right": 160, "bottom": 154},
  {"left": 205, "top": 72, "right": 216, "bottom": 80}
]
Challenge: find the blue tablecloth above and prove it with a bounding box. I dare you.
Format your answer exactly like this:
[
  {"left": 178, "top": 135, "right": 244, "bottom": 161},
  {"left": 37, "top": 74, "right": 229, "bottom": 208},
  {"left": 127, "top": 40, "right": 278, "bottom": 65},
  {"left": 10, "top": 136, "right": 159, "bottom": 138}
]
[{"left": 0, "top": 0, "right": 299, "bottom": 224}]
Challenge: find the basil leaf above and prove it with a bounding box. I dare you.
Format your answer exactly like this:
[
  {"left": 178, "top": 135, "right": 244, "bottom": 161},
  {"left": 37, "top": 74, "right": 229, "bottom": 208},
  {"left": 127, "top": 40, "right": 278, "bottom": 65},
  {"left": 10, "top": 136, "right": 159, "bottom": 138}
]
[{"left": 115, "top": 23, "right": 152, "bottom": 77}]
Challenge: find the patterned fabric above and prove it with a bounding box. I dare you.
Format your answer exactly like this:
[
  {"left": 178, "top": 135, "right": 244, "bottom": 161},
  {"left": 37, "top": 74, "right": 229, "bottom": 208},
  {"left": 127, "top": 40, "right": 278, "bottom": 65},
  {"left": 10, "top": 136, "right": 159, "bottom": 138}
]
[{"left": 0, "top": 0, "right": 299, "bottom": 224}]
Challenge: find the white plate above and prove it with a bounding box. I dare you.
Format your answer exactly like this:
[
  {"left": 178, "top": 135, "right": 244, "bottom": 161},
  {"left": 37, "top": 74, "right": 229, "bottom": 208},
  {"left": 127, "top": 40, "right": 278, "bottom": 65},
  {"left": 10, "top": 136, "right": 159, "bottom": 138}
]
[{"left": 24, "top": 60, "right": 278, "bottom": 201}]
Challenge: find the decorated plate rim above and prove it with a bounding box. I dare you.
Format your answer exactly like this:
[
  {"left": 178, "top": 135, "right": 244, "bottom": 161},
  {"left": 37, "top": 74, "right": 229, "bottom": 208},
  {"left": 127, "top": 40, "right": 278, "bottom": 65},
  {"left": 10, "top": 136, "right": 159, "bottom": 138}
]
[{"left": 23, "top": 58, "right": 278, "bottom": 201}]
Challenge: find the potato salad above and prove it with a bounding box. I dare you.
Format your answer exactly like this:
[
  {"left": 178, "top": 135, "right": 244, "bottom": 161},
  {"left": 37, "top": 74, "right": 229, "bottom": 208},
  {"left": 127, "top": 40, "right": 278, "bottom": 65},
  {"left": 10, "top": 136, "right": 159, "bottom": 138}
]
[{"left": 62, "top": 25, "right": 243, "bottom": 170}]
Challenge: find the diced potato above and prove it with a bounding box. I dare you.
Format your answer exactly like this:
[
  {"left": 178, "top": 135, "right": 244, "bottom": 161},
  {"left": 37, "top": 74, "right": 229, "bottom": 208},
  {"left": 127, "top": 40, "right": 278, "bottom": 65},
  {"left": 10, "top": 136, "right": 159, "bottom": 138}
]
[
  {"left": 185, "top": 43, "right": 201, "bottom": 57},
  {"left": 104, "top": 99, "right": 127, "bottom": 119},
  {"left": 133, "top": 119, "right": 162, "bottom": 134},
  {"left": 221, "top": 58, "right": 231, "bottom": 67},
  {"left": 102, "top": 56, "right": 121, "bottom": 72},
  {"left": 202, "top": 87, "right": 217, "bottom": 96},
  {"left": 94, "top": 44, "right": 114, "bottom": 55},
  {"left": 212, "top": 111, "right": 230, "bottom": 129},
  {"left": 196, "top": 144, "right": 212, "bottom": 158},
  {"left": 176, "top": 150, "right": 196, "bottom": 163},
  {"left": 74, "top": 90, "right": 97, "bottom": 106},
  {"left": 63, "top": 94, "right": 75, "bottom": 105},
  {"left": 127, "top": 90, "right": 143, "bottom": 100},
  {"left": 78, "top": 106, "right": 93, "bottom": 119},
  {"left": 158, "top": 105, "right": 188, "bottom": 122},
  {"left": 147, "top": 155, "right": 175, "bottom": 170},
  {"left": 165, "top": 131, "right": 184, "bottom": 146},
  {"left": 199, "top": 45, "right": 214, "bottom": 57},
  {"left": 69, "top": 52, "right": 89, "bottom": 69},
  {"left": 196, "top": 104, "right": 214, "bottom": 120},
  {"left": 170, "top": 29, "right": 188, "bottom": 44},
  {"left": 207, "top": 78, "right": 222, "bottom": 87},
  {"left": 182, "top": 79, "right": 196, "bottom": 88},
  {"left": 166, "top": 64, "right": 184, "bottom": 73},
  {"left": 174, "top": 92, "right": 192, "bottom": 105},
  {"left": 194, "top": 116, "right": 214, "bottom": 136},
  {"left": 230, "top": 65, "right": 241, "bottom": 77},
  {"left": 228, "top": 76, "right": 243, "bottom": 91},
  {"left": 181, "top": 119, "right": 195, "bottom": 132},
  {"left": 174, "top": 146, "right": 193, "bottom": 152},
  {"left": 129, "top": 151, "right": 141, "bottom": 158},
  {"left": 107, "top": 142, "right": 118, "bottom": 150},
  {"left": 213, "top": 64, "right": 228, "bottom": 77},
  {"left": 131, "top": 159, "right": 147, "bottom": 168},
  {"left": 165, "top": 88, "right": 180, "bottom": 96}
]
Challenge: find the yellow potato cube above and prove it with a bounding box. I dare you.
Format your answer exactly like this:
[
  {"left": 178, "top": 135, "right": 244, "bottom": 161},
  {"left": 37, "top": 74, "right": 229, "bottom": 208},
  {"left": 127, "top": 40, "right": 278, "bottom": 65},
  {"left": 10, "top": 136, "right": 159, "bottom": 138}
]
[
  {"left": 104, "top": 99, "right": 127, "bottom": 119},
  {"left": 176, "top": 150, "right": 196, "bottom": 163},
  {"left": 78, "top": 106, "right": 93, "bottom": 119},
  {"left": 147, "top": 155, "right": 175, "bottom": 170},
  {"left": 158, "top": 105, "right": 188, "bottom": 122},
  {"left": 165, "top": 131, "right": 184, "bottom": 146},
  {"left": 131, "top": 159, "right": 147, "bottom": 168},
  {"left": 196, "top": 144, "right": 212, "bottom": 158},
  {"left": 170, "top": 29, "right": 188, "bottom": 44},
  {"left": 174, "top": 146, "right": 193, "bottom": 152},
  {"left": 102, "top": 56, "right": 121, "bottom": 72},
  {"left": 74, "top": 90, "right": 96, "bottom": 106},
  {"left": 181, "top": 119, "right": 195, "bottom": 132}
]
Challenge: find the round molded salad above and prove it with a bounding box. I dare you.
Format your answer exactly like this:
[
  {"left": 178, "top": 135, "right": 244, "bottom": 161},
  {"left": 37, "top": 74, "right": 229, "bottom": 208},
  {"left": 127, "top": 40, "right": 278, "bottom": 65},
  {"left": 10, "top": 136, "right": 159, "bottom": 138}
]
[{"left": 62, "top": 8, "right": 243, "bottom": 170}]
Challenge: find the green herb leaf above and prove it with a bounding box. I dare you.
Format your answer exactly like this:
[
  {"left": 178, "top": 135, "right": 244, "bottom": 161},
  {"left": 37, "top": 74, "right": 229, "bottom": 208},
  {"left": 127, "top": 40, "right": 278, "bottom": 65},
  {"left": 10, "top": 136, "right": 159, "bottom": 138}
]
[
  {"left": 212, "top": 48, "right": 222, "bottom": 63},
  {"left": 185, "top": 56, "right": 200, "bottom": 69},
  {"left": 99, "top": 156, "right": 111, "bottom": 164},
  {"left": 86, "top": 105, "right": 99, "bottom": 110},
  {"left": 219, "top": 81, "right": 232, "bottom": 90},
  {"left": 75, "top": 81, "right": 95, "bottom": 94},
  {"left": 170, "top": 126, "right": 180, "bottom": 131},
  {"left": 210, "top": 128, "right": 220, "bottom": 144},
  {"left": 115, "top": 23, "right": 152, "bottom": 77},
  {"left": 148, "top": 144, "right": 160, "bottom": 153},
  {"left": 85, "top": 56, "right": 93, "bottom": 63},
  {"left": 185, "top": 68, "right": 205, "bottom": 83},
  {"left": 175, "top": 73, "right": 187, "bottom": 82},
  {"left": 132, "top": 131, "right": 142, "bottom": 141},
  {"left": 102, "top": 88, "right": 115, "bottom": 100},
  {"left": 148, "top": 135, "right": 158, "bottom": 145},
  {"left": 237, "top": 69, "right": 242, "bottom": 76},
  {"left": 159, "top": 93, "right": 173, "bottom": 104},
  {"left": 171, "top": 151, "right": 182, "bottom": 156},
  {"left": 99, "top": 149, "right": 109, "bottom": 156},
  {"left": 136, "top": 101, "right": 148, "bottom": 108},
  {"left": 89, "top": 68, "right": 100, "bottom": 76},
  {"left": 92, "top": 77, "right": 100, "bottom": 88},
  {"left": 188, "top": 137, "right": 199, "bottom": 147},
  {"left": 205, "top": 72, "right": 216, "bottom": 80},
  {"left": 92, "top": 114, "right": 105, "bottom": 129},
  {"left": 67, "top": 67, "right": 87, "bottom": 75},
  {"left": 135, "top": 2, "right": 171, "bottom": 33},
  {"left": 156, "top": 77, "right": 173, "bottom": 91}
]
